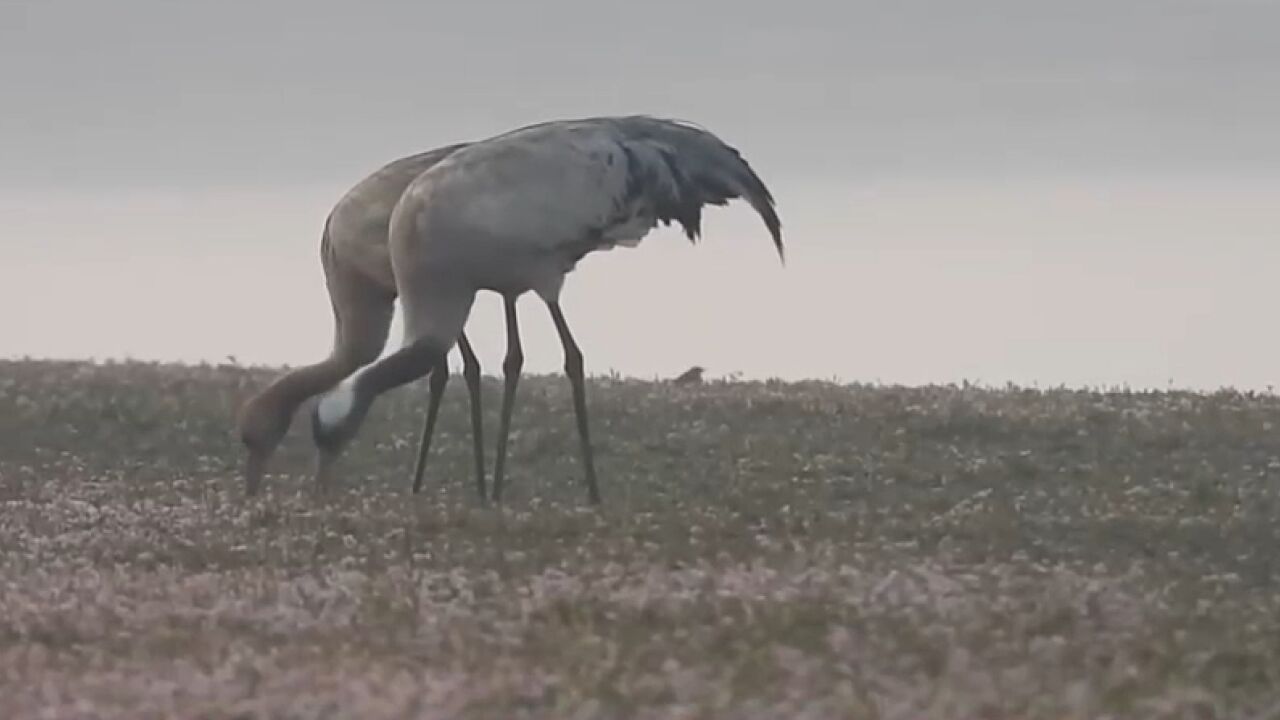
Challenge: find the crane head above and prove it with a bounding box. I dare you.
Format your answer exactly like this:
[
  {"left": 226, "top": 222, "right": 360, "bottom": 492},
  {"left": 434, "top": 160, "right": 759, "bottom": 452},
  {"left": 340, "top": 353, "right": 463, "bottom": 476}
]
[{"left": 235, "top": 394, "right": 290, "bottom": 496}]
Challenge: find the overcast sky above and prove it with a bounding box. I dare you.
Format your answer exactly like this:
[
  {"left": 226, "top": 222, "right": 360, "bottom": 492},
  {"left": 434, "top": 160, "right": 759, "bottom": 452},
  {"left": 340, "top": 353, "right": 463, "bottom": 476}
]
[{"left": 4, "top": 0, "right": 1279, "bottom": 389}]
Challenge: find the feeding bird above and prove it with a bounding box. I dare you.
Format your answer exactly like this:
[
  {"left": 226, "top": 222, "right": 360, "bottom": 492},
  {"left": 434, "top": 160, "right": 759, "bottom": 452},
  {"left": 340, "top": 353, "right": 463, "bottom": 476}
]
[
  {"left": 672, "top": 366, "right": 706, "bottom": 385},
  {"left": 234, "top": 141, "right": 492, "bottom": 498},
  {"left": 311, "top": 115, "right": 784, "bottom": 504}
]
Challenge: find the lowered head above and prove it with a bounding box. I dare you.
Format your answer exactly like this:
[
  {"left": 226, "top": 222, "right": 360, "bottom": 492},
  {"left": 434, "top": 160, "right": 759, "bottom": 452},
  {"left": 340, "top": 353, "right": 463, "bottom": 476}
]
[
  {"left": 234, "top": 360, "right": 362, "bottom": 496},
  {"left": 310, "top": 376, "right": 370, "bottom": 493},
  {"left": 236, "top": 392, "right": 292, "bottom": 496}
]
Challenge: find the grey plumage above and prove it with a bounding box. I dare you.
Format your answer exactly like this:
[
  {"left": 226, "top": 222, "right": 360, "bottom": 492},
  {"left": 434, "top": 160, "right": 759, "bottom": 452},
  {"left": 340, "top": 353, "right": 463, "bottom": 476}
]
[
  {"left": 439, "top": 115, "right": 784, "bottom": 267},
  {"left": 311, "top": 115, "right": 784, "bottom": 505}
]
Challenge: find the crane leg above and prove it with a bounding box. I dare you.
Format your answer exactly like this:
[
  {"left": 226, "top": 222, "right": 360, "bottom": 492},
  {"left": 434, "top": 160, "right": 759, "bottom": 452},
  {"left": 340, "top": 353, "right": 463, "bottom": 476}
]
[
  {"left": 457, "top": 332, "right": 487, "bottom": 502},
  {"left": 547, "top": 302, "right": 601, "bottom": 505},
  {"left": 410, "top": 356, "right": 449, "bottom": 494},
  {"left": 410, "top": 332, "right": 486, "bottom": 500},
  {"left": 491, "top": 296, "right": 524, "bottom": 503}
]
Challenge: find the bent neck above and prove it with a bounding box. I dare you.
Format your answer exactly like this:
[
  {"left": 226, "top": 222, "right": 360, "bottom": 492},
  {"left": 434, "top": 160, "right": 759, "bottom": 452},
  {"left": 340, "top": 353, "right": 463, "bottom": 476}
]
[{"left": 260, "top": 358, "right": 357, "bottom": 420}]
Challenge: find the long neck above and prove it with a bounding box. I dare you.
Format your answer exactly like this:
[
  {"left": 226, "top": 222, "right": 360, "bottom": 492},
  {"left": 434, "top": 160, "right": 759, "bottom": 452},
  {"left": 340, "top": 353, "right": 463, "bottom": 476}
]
[{"left": 260, "top": 357, "right": 356, "bottom": 420}]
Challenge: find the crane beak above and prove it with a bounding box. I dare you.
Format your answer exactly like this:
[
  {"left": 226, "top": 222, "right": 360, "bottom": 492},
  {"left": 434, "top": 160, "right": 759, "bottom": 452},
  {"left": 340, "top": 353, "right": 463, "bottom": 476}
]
[
  {"left": 243, "top": 450, "right": 267, "bottom": 497},
  {"left": 313, "top": 447, "right": 340, "bottom": 496}
]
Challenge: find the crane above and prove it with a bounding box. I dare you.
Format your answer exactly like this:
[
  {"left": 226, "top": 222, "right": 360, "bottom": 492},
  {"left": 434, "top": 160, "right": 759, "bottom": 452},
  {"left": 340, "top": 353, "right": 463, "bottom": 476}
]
[
  {"left": 235, "top": 142, "right": 491, "bottom": 499},
  {"left": 311, "top": 115, "right": 784, "bottom": 504}
]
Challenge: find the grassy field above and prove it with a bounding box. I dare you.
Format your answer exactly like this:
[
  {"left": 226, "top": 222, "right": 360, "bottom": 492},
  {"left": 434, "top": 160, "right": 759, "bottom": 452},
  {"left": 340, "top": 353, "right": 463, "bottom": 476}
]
[{"left": 1, "top": 358, "right": 1278, "bottom": 718}]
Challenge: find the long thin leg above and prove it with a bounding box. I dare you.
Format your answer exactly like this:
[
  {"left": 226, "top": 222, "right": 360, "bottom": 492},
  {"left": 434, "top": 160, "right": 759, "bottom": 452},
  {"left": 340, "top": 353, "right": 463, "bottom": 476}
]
[
  {"left": 547, "top": 302, "right": 601, "bottom": 505},
  {"left": 409, "top": 332, "right": 486, "bottom": 500},
  {"left": 410, "top": 356, "right": 449, "bottom": 494},
  {"left": 491, "top": 296, "right": 523, "bottom": 503},
  {"left": 457, "top": 332, "right": 487, "bottom": 502}
]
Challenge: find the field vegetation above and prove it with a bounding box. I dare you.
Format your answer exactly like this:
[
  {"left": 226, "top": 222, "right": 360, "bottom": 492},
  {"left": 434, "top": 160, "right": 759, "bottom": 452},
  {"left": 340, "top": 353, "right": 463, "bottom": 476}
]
[{"left": 2, "top": 359, "right": 1278, "bottom": 718}]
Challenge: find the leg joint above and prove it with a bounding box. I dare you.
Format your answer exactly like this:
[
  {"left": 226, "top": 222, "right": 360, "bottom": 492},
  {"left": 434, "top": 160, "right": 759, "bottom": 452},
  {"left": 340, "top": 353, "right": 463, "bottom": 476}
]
[
  {"left": 563, "top": 345, "right": 584, "bottom": 378},
  {"left": 503, "top": 353, "right": 524, "bottom": 377},
  {"left": 462, "top": 360, "right": 481, "bottom": 382},
  {"left": 429, "top": 362, "right": 449, "bottom": 389},
  {"left": 503, "top": 346, "right": 524, "bottom": 377}
]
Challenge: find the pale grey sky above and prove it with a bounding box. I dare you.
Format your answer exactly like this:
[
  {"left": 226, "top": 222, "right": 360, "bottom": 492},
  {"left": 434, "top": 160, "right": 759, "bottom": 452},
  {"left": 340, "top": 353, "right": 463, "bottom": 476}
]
[{"left": 3, "top": 0, "right": 1279, "bottom": 389}]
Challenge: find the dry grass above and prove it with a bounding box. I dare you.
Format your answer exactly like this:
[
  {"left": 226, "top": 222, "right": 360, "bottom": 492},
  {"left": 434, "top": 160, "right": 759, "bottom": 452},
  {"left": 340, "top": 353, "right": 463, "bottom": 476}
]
[{"left": 2, "top": 358, "right": 1279, "bottom": 718}]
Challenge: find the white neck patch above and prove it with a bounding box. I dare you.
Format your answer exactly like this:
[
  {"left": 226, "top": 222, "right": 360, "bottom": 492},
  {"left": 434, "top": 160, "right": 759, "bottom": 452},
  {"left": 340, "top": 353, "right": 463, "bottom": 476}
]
[{"left": 317, "top": 375, "right": 359, "bottom": 430}]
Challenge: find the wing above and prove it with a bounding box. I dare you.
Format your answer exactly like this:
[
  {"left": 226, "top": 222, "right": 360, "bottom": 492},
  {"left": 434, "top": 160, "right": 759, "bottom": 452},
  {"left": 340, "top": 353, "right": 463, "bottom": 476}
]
[{"left": 398, "top": 117, "right": 782, "bottom": 264}]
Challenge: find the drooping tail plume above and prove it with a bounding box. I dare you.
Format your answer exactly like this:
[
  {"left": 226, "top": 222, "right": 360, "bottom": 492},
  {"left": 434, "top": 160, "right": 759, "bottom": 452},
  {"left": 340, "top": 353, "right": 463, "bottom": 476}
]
[{"left": 613, "top": 116, "right": 784, "bottom": 262}]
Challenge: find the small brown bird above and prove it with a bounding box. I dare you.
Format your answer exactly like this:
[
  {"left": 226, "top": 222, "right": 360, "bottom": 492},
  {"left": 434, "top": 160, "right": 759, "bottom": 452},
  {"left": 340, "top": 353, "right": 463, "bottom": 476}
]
[{"left": 672, "top": 366, "right": 705, "bottom": 385}]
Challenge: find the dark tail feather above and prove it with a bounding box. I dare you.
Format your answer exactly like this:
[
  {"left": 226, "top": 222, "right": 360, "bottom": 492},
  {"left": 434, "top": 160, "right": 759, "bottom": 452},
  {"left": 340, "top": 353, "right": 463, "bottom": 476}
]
[
  {"left": 705, "top": 143, "right": 784, "bottom": 264},
  {"left": 618, "top": 117, "right": 784, "bottom": 264}
]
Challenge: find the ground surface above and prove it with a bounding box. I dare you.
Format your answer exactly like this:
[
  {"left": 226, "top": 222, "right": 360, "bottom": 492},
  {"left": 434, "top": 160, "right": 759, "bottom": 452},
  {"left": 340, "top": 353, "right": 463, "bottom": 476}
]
[{"left": 1, "top": 359, "right": 1279, "bottom": 719}]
